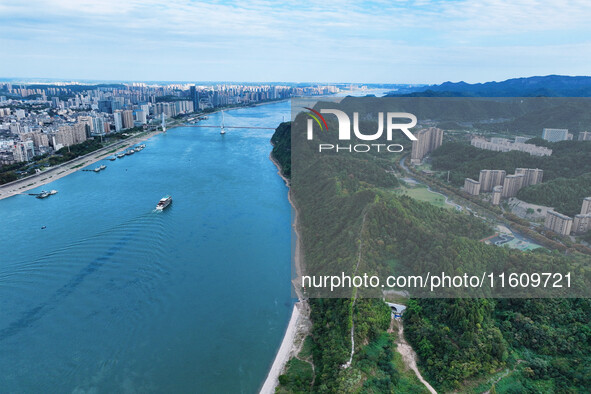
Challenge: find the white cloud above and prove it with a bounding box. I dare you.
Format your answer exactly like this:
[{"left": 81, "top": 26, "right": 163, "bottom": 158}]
[{"left": 0, "top": 0, "right": 590, "bottom": 82}]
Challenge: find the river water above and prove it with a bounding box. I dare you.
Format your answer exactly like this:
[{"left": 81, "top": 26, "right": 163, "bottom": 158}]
[{"left": 0, "top": 101, "right": 293, "bottom": 393}]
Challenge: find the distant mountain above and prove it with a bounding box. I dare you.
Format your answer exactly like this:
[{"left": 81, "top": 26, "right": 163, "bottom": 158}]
[{"left": 388, "top": 75, "right": 591, "bottom": 97}]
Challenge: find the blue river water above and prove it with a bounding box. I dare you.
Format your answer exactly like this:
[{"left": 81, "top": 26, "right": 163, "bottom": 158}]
[{"left": 0, "top": 101, "right": 293, "bottom": 393}]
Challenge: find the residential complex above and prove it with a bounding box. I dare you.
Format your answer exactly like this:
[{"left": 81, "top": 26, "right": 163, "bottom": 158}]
[
  {"left": 544, "top": 210, "right": 573, "bottom": 236},
  {"left": 478, "top": 169, "right": 506, "bottom": 192},
  {"left": 471, "top": 136, "right": 552, "bottom": 157},
  {"left": 463, "top": 178, "right": 480, "bottom": 195},
  {"left": 491, "top": 186, "right": 503, "bottom": 205},
  {"left": 469, "top": 168, "right": 542, "bottom": 200},
  {"left": 578, "top": 131, "right": 591, "bottom": 141},
  {"left": 515, "top": 168, "right": 543, "bottom": 187},
  {"left": 410, "top": 127, "right": 443, "bottom": 165},
  {"left": 542, "top": 198, "right": 591, "bottom": 236},
  {"left": 542, "top": 128, "right": 573, "bottom": 142},
  {"left": 573, "top": 214, "right": 591, "bottom": 235},
  {"left": 501, "top": 174, "right": 525, "bottom": 198}
]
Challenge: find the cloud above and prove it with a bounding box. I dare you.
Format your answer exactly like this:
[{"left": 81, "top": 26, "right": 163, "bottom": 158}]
[{"left": 0, "top": 0, "right": 590, "bottom": 82}]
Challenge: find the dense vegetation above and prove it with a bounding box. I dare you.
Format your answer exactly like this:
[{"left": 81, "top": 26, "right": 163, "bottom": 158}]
[
  {"left": 516, "top": 173, "right": 591, "bottom": 217},
  {"left": 404, "top": 298, "right": 591, "bottom": 392},
  {"left": 270, "top": 122, "right": 291, "bottom": 178}
]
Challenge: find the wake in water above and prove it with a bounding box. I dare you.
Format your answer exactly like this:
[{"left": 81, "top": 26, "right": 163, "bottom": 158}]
[{"left": 0, "top": 211, "right": 168, "bottom": 342}]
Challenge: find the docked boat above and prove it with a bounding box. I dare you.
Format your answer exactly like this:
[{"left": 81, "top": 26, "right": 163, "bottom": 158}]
[
  {"left": 99, "top": 165, "right": 106, "bottom": 170},
  {"left": 37, "top": 191, "right": 50, "bottom": 199},
  {"left": 156, "top": 195, "right": 172, "bottom": 210},
  {"left": 109, "top": 156, "right": 116, "bottom": 161},
  {"left": 93, "top": 167, "right": 101, "bottom": 172},
  {"left": 117, "top": 153, "right": 125, "bottom": 159},
  {"left": 126, "top": 149, "right": 135, "bottom": 155},
  {"left": 49, "top": 190, "right": 58, "bottom": 195}
]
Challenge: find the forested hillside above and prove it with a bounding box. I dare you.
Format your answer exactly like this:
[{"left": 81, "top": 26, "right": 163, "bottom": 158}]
[
  {"left": 517, "top": 173, "right": 591, "bottom": 217},
  {"left": 272, "top": 119, "right": 591, "bottom": 392}
]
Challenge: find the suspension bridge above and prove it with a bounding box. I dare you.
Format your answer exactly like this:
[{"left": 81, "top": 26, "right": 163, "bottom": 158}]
[{"left": 182, "top": 124, "right": 275, "bottom": 130}]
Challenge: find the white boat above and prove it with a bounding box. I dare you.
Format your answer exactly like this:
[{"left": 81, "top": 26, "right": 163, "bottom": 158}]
[
  {"left": 220, "top": 110, "right": 226, "bottom": 135},
  {"left": 49, "top": 190, "right": 58, "bottom": 195},
  {"left": 37, "top": 190, "right": 50, "bottom": 199},
  {"left": 156, "top": 195, "right": 172, "bottom": 210},
  {"left": 99, "top": 165, "right": 106, "bottom": 170},
  {"left": 93, "top": 167, "right": 101, "bottom": 172}
]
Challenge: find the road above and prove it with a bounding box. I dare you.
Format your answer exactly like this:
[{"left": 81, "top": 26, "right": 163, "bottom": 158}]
[{"left": 0, "top": 130, "right": 162, "bottom": 200}]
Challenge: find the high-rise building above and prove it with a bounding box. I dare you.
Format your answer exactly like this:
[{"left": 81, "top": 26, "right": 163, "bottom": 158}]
[
  {"left": 134, "top": 110, "right": 147, "bottom": 125},
  {"left": 514, "top": 168, "right": 543, "bottom": 187},
  {"left": 544, "top": 210, "right": 573, "bottom": 236},
  {"left": 122, "top": 110, "right": 134, "bottom": 129},
  {"left": 98, "top": 100, "right": 113, "bottom": 114},
  {"left": 542, "top": 128, "right": 571, "bottom": 142},
  {"left": 464, "top": 178, "right": 480, "bottom": 196},
  {"left": 113, "top": 111, "right": 122, "bottom": 132},
  {"left": 581, "top": 197, "right": 591, "bottom": 215},
  {"left": 578, "top": 131, "right": 591, "bottom": 141},
  {"left": 502, "top": 174, "right": 525, "bottom": 198},
  {"left": 31, "top": 132, "right": 49, "bottom": 149},
  {"left": 77, "top": 115, "right": 93, "bottom": 135},
  {"left": 479, "top": 169, "right": 506, "bottom": 192},
  {"left": 410, "top": 127, "right": 443, "bottom": 165},
  {"left": 12, "top": 140, "right": 35, "bottom": 162},
  {"left": 492, "top": 186, "right": 503, "bottom": 205},
  {"left": 190, "top": 86, "right": 199, "bottom": 112},
  {"left": 91, "top": 117, "right": 105, "bottom": 136},
  {"left": 53, "top": 123, "right": 87, "bottom": 148},
  {"left": 573, "top": 214, "right": 591, "bottom": 234}
]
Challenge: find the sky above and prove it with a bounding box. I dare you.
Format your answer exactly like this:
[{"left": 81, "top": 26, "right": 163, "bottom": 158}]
[{"left": 1, "top": 0, "right": 591, "bottom": 84}]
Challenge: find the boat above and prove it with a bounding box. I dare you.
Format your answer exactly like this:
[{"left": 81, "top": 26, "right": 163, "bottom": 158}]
[
  {"left": 37, "top": 191, "right": 50, "bottom": 199},
  {"left": 109, "top": 156, "right": 116, "bottom": 161},
  {"left": 49, "top": 190, "right": 58, "bottom": 195},
  {"left": 117, "top": 153, "right": 125, "bottom": 159},
  {"left": 126, "top": 149, "right": 135, "bottom": 155},
  {"left": 93, "top": 167, "right": 101, "bottom": 172},
  {"left": 220, "top": 110, "right": 226, "bottom": 135},
  {"left": 99, "top": 165, "right": 106, "bottom": 170},
  {"left": 156, "top": 195, "right": 172, "bottom": 210}
]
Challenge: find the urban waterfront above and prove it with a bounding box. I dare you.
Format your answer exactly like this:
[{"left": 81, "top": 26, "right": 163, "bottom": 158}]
[{"left": 0, "top": 101, "right": 293, "bottom": 392}]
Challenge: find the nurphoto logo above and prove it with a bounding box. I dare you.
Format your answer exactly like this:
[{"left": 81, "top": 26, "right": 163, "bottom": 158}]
[{"left": 305, "top": 107, "right": 418, "bottom": 153}]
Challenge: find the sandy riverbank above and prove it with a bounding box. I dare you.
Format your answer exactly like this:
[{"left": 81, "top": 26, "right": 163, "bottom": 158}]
[
  {"left": 0, "top": 129, "right": 164, "bottom": 200},
  {"left": 260, "top": 151, "right": 310, "bottom": 393}
]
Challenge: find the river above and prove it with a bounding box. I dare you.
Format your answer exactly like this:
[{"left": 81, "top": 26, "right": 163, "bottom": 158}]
[{"left": 0, "top": 101, "right": 293, "bottom": 393}]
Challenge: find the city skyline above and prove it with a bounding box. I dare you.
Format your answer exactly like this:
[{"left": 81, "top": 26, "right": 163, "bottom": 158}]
[{"left": 1, "top": 0, "right": 591, "bottom": 84}]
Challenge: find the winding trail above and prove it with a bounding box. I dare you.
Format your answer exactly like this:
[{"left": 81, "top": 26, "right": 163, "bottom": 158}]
[
  {"left": 343, "top": 209, "right": 369, "bottom": 369},
  {"left": 389, "top": 317, "right": 437, "bottom": 394}
]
